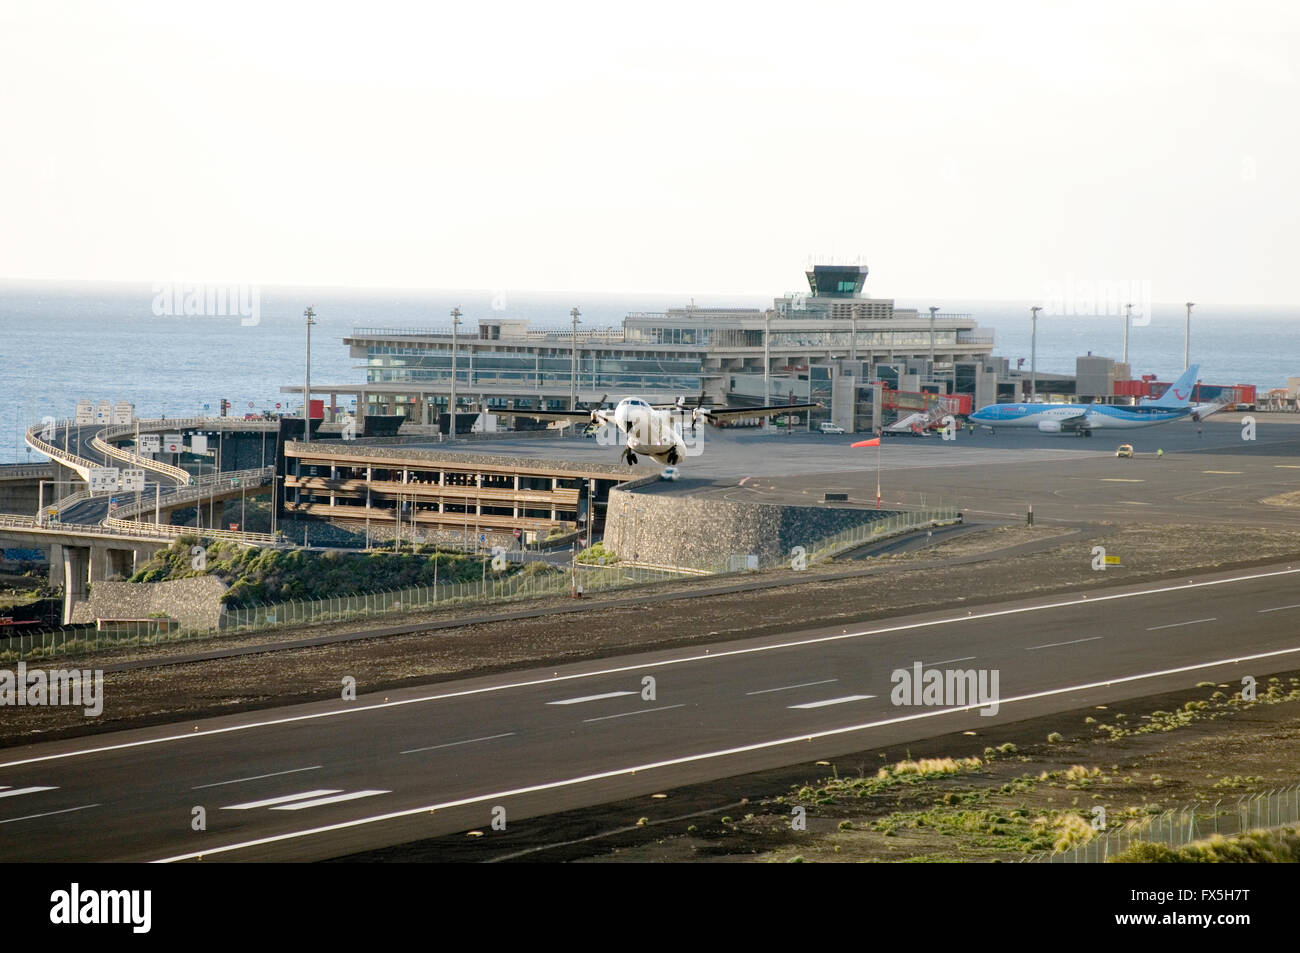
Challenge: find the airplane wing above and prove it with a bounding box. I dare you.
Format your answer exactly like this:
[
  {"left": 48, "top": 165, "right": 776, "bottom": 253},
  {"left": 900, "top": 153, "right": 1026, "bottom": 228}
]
[
  {"left": 697, "top": 403, "right": 821, "bottom": 423},
  {"left": 496, "top": 408, "right": 595, "bottom": 423},
  {"left": 1045, "top": 413, "right": 1097, "bottom": 434}
]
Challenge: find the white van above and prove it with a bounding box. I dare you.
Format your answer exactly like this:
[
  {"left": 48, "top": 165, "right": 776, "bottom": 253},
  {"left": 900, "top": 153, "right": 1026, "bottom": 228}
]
[{"left": 819, "top": 422, "right": 845, "bottom": 434}]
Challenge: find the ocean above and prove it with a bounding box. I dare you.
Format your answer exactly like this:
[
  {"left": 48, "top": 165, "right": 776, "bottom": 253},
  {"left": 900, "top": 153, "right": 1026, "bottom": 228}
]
[{"left": 1, "top": 281, "right": 1296, "bottom": 462}]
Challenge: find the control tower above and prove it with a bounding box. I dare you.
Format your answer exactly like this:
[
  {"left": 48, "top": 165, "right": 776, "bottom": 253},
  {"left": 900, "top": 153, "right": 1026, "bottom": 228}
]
[{"left": 805, "top": 263, "right": 869, "bottom": 298}]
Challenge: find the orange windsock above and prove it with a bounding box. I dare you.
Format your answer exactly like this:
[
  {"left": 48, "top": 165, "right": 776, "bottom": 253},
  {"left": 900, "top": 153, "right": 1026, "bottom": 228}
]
[{"left": 851, "top": 438, "right": 881, "bottom": 447}]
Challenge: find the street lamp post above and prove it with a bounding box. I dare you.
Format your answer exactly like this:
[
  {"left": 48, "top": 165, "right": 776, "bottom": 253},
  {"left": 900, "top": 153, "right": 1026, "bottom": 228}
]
[
  {"left": 1030, "top": 306, "right": 1042, "bottom": 401},
  {"left": 763, "top": 310, "right": 771, "bottom": 409},
  {"left": 928, "top": 306, "right": 938, "bottom": 368},
  {"left": 1184, "top": 302, "right": 1195, "bottom": 370},
  {"left": 450, "top": 307, "right": 461, "bottom": 435},
  {"left": 302, "top": 306, "right": 316, "bottom": 444},
  {"left": 570, "top": 307, "right": 581, "bottom": 409},
  {"left": 1123, "top": 302, "right": 1131, "bottom": 366}
]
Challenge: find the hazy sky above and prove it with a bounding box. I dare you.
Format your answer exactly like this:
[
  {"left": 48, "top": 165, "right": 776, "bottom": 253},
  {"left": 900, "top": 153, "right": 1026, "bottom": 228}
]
[{"left": 2, "top": 1, "right": 1296, "bottom": 304}]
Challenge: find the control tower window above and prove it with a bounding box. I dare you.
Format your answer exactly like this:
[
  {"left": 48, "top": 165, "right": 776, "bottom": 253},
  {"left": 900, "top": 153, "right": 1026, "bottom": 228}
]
[{"left": 836, "top": 280, "right": 857, "bottom": 293}]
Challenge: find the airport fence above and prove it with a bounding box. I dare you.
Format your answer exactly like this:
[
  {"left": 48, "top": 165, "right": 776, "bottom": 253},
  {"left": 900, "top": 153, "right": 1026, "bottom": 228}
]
[
  {"left": 1, "top": 505, "right": 960, "bottom": 662},
  {"left": 1026, "top": 783, "right": 1300, "bottom": 862},
  {"left": 0, "top": 559, "right": 689, "bottom": 662}
]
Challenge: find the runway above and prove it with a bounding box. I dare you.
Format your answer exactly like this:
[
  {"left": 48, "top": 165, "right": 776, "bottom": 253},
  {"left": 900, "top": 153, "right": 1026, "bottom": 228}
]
[{"left": 4, "top": 560, "right": 1300, "bottom": 861}]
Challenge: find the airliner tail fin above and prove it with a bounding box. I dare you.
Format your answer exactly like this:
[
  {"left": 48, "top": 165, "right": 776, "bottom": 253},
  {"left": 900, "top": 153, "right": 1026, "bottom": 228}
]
[{"left": 1147, "top": 364, "right": 1200, "bottom": 408}]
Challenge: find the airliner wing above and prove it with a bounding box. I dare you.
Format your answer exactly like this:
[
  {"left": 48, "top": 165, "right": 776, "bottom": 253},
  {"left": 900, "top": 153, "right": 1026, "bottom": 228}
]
[
  {"left": 497, "top": 409, "right": 595, "bottom": 423},
  {"left": 698, "top": 403, "right": 820, "bottom": 422}
]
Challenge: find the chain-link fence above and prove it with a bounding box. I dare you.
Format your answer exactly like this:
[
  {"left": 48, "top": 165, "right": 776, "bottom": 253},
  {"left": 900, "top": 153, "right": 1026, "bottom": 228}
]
[
  {"left": 1028, "top": 783, "right": 1300, "bottom": 862},
  {"left": 1, "top": 506, "right": 961, "bottom": 662}
]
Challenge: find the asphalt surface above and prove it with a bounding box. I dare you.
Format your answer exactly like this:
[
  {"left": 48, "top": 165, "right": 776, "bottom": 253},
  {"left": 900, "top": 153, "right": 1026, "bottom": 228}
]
[{"left": 5, "top": 560, "right": 1300, "bottom": 862}]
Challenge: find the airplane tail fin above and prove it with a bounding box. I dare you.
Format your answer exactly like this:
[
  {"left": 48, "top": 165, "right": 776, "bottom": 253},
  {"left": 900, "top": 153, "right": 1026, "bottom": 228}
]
[{"left": 1146, "top": 364, "right": 1200, "bottom": 408}]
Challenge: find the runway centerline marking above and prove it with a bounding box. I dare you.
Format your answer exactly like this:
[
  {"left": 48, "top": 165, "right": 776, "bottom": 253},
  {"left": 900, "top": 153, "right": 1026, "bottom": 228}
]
[
  {"left": 1146, "top": 618, "right": 1217, "bottom": 631},
  {"left": 1258, "top": 604, "right": 1300, "bottom": 614},
  {"left": 1026, "top": 637, "right": 1103, "bottom": 650},
  {"left": 788, "top": 695, "right": 875, "bottom": 709},
  {"left": 222, "top": 790, "right": 342, "bottom": 810},
  {"left": 15, "top": 564, "right": 1300, "bottom": 771},
  {"left": 547, "top": 691, "right": 635, "bottom": 706},
  {"left": 0, "top": 786, "right": 56, "bottom": 798},
  {"left": 0, "top": 804, "right": 99, "bottom": 826},
  {"left": 1101, "top": 478, "right": 1145, "bottom": 483},
  {"left": 582, "top": 704, "right": 686, "bottom": 723},
  {"left": 154, "top": 641, "right": 1300, "bottom": 863},
  {"left": 271, "top": 790, "right": 389, "bottom": 811},
  {"left": 193, "top": 766, "right": 322, "bottom": 790},
  {"left": 1203, "top": 471, "right": 1242, "bottom": 475},
  {"left": 401, "top": 733, "right": 516, "bottom": 755},
  {"left": 745, "top": 679, "right": 839, "bottom": 696}
]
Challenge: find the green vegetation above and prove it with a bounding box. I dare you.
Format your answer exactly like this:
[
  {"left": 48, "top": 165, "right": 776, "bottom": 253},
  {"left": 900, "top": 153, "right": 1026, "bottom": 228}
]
[
  {"left": 1109, "top": 828, "right": 1300, "bottom": 863},
  {"left": 128, "top": 538, "right": 501, "bottom": 609},
  {"left": 575, "top": 542, "right": 620, "bottom": 565}
]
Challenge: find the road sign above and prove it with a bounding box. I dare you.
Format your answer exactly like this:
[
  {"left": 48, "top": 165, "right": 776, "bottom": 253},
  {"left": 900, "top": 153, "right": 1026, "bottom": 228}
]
[
  {"left": 112, "top": 401, "right": 134, "bottom": 425},
  {"left": 121, "top": 469, "right": 146, "bottom": 492},
  {"left": 88, "top": 467, "right": 120, "bottom": 493},
  {"left": 138, "top": 434, "right": 161, "bottom": 454},
  {"left": 479, "top": 534, "right": 486, "bottom": 543},
  {"left": 190, "top": 434, "right": 208, "bottom": 455},
  {"left": 163, "top": 434, "right": 184, "bottom": 454},
  {"left": 74, "top": 400, "right": 94, "bottom": 425},
  {"left": 95, "top": 399, "right": 111, "bottom": 424},
  {"left": 514, "top": 529, "right": 521, "bottom": 537}
]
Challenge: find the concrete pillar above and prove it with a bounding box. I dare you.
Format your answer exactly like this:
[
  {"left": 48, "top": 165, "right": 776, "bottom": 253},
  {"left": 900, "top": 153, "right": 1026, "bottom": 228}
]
[
  {"left": 48, "top": 542, "right": 64, "bottom": 589},
  {"left": 88, "top": 545, "right": 109, "bottom": 582},
  {"left": 329, "top": 392, "right": 338, "bottom": 422},
  {"left": 106, "top": 548, "right": 134, "bottom": 580},
  {"left": 61, "top": 546, "right": 89, "bottom": 624}
]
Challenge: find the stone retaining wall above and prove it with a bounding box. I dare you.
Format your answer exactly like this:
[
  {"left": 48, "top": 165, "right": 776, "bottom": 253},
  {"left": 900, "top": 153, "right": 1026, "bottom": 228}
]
[
  {"left": 604, "top": 482, "right": 899, "bottom": 570},
  {"left": 69, "top": 575, "right": 229, "bottom": 630}
]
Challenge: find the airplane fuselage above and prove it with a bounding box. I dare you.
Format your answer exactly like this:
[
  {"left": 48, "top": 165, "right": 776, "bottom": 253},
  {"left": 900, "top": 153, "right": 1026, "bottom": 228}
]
[{"left": 969, "top": 403, "right": 1191, "bottom": 432}]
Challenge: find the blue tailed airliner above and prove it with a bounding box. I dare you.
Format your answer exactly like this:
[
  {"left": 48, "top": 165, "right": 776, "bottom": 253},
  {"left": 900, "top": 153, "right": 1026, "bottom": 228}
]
[{"left": 969, "top": 365, "right": 1203, "bottom": 436}]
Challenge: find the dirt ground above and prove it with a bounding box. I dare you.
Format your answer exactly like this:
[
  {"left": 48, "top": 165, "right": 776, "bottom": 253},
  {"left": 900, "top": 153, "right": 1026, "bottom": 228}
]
[
  {"left": 346, "top": 672, "right": 1300, "bottom": 863},
  {"left": 581, "top": 674, "right": 1300, "bottom": 863},
  {"left": 5, "top": 521, "right": 1300, "bottom": 749}
]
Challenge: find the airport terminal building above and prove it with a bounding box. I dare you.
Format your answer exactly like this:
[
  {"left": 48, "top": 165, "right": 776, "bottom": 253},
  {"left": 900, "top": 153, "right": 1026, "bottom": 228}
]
[{"left": 295, "top": 264, "right": 1003, "bottom": 433}]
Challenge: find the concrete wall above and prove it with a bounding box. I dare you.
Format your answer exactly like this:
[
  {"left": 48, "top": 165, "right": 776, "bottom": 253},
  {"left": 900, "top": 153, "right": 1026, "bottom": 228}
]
[
  {"left": 69, "top": 574, "right": 228, "bottom": 630},
  {"left": 604, "top": 481, "right": 898, "bottom": 570},
  {"left": 0, "top": 479, "right": 41, "bottom": 515}
]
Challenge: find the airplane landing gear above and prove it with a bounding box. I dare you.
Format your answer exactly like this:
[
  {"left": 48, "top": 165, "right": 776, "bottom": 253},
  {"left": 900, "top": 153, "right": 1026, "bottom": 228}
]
[{"left": 623, "top": 448, "right": 638, "bottom": 465}]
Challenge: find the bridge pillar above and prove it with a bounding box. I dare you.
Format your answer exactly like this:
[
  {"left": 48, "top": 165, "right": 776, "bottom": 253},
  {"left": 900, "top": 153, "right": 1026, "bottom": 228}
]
[
  {"left": 134, "top": 546, "right": 157, "bottom": 573},
  {"left": 105, "top": 548, "right": 134, "bottom": 580},
  {"left": 61, "top": 545, "right": 90, "bottom": 624},
  {"left": 88, "top": 545, "right": 109, "bottom": 583},
  {"left": 48, "top": 542, "right": 65, "bottom": 588}
]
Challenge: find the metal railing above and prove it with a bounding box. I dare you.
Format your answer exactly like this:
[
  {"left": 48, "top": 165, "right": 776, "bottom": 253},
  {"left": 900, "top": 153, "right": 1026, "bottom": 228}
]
[
  {"left": 1, "top": 503, "right": 962, "bottom": 662},
  {"left": 0, "top": 463, "right": 55, "bottom": 480},
  {"left": 0, "top": 560, "right": 689, "bottom": 661},
  {"left": 101, "top": 517, "right": 282, "bottom": 546},
  {"left": 1028, "top": 783, "right": 1300, "bottom": 862},
  {"left": 111, "top": 468, "right": 273, "bottom": 520},
  {"left": 93, "top": 426, "right": 191, "bottom": 485},
  {"left": 24, "top": 421, "right": 102, "bottom": 478}
]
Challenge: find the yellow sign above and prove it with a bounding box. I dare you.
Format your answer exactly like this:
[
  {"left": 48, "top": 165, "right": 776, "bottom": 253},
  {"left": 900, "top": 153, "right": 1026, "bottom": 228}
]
[{"left": 1104, "top": 555, "right": 1122, "bottom": 566}]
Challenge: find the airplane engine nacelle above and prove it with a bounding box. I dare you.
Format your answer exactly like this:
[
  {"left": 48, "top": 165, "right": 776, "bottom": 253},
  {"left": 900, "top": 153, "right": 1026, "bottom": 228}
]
[{"left": 1037, "top": 420, "right": 1063, "bottom": 433}]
